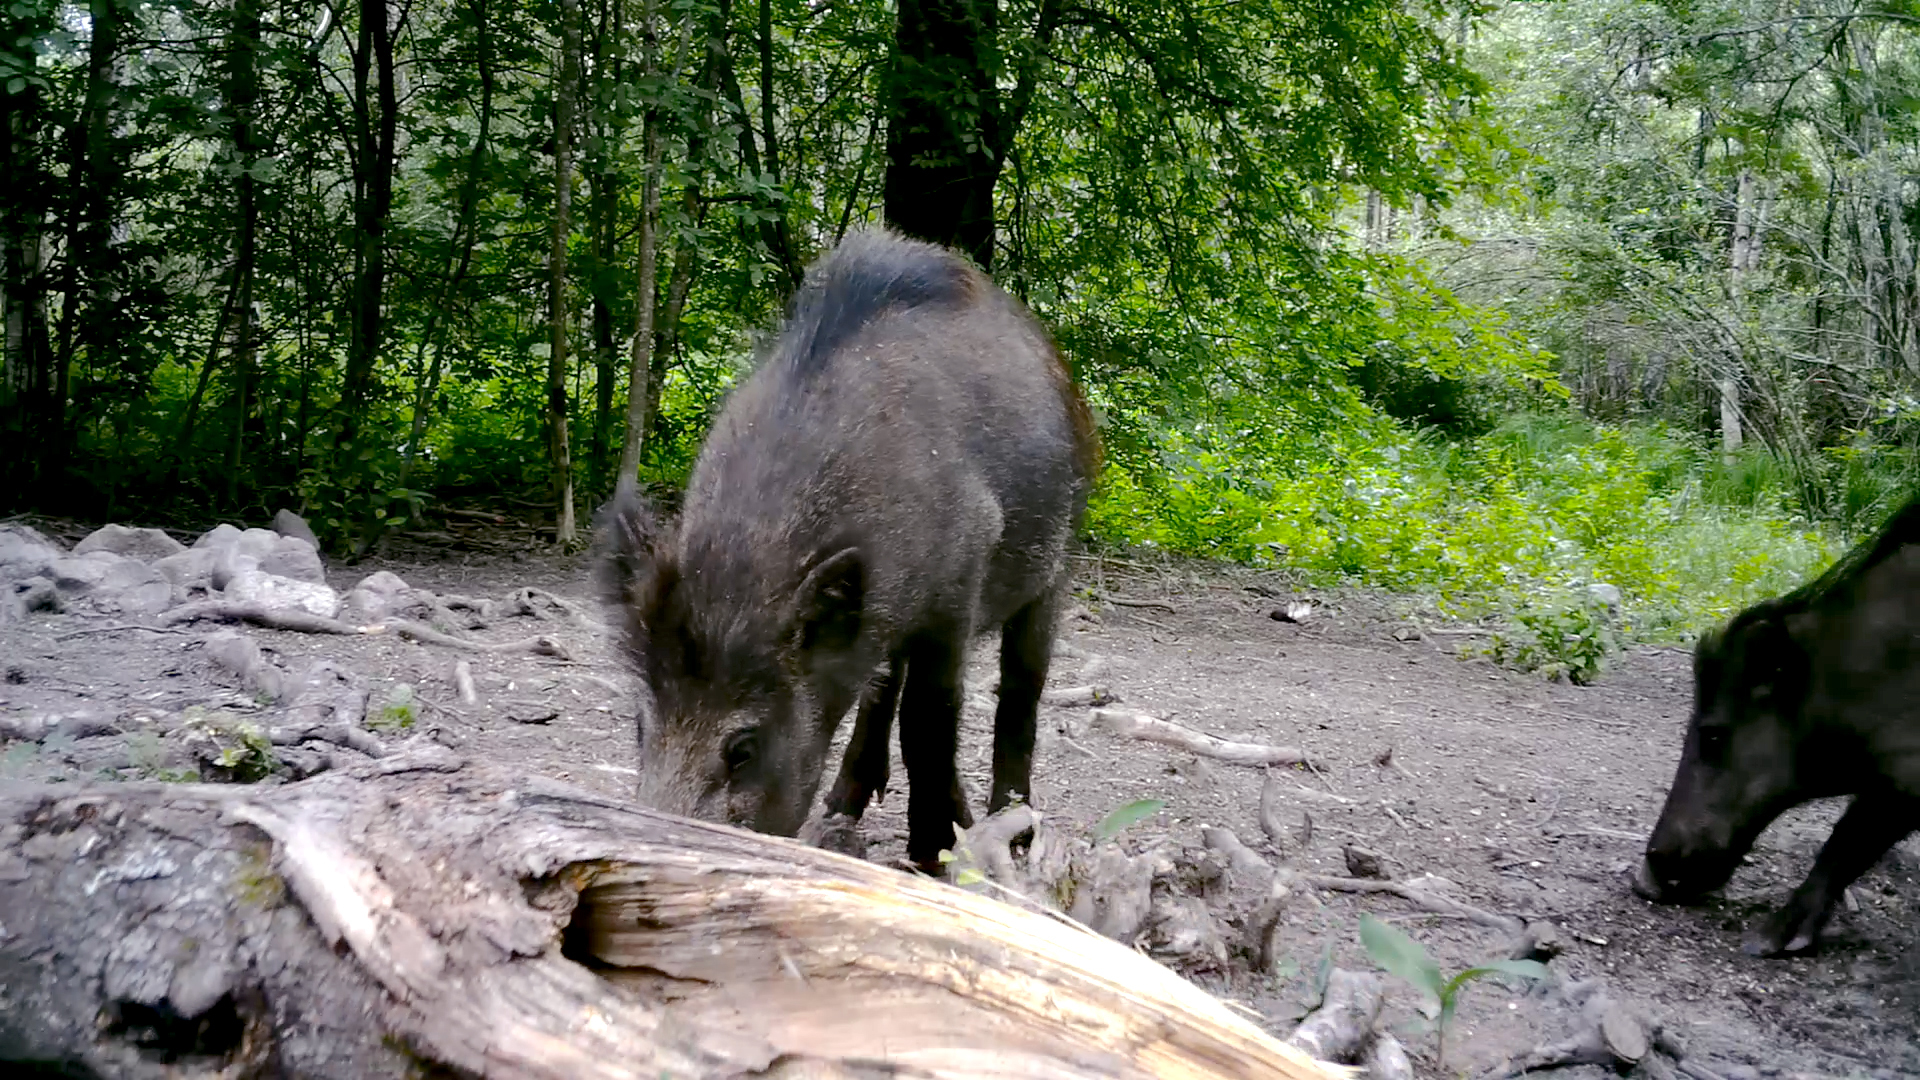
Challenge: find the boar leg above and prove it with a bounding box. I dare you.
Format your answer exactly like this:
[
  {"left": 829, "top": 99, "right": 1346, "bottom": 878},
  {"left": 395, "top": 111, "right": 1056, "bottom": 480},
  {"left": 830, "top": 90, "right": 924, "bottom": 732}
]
[
  {"left": 898, "top": 631, "right": 973, "bottom": 871},
  {"left": 989, "top": 589, "right": 1059, "bottom": 814},
  {"left": 824, "top": 657, "right": 905, "bottom": 820},
  {"left": 1748, "top": 790, "right": 1920, "bottom": 956}
]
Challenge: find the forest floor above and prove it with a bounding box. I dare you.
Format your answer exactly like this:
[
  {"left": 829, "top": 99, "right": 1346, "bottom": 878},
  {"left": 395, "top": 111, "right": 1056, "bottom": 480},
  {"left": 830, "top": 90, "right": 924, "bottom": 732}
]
[{"left": 1, "top": 525, "right": 1914, "bottom": 1080}]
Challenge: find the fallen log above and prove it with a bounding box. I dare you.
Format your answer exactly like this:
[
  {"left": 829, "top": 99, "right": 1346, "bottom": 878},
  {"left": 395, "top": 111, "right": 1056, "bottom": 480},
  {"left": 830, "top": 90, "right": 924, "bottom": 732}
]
[
  {"left": 1090, "top": 709, "right": 1312, "bottom": 767},
  {"left": 0, "top": 753, "right": 1349, "bottom": 1080}
]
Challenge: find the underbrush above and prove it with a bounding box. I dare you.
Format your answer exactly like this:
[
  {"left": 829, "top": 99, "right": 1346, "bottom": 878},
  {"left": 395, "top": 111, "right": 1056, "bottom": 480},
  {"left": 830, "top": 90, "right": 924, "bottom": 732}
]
[{"left": 1087, "top": 411, "right": 1843, "bottom": 671}]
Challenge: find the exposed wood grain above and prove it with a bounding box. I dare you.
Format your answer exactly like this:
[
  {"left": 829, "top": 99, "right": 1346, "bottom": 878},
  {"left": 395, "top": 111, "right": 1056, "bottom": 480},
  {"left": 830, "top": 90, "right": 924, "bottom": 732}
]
[{"left": 0, "top": 751, "right": 1349, "bottom": 1080}]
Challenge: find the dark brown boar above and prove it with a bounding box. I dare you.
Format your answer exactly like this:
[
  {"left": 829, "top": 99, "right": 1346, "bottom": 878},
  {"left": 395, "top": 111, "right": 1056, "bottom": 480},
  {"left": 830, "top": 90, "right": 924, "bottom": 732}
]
[
  {"left": 1635, "top": 497, "right": 1920, "bottom": 954},
  {"left": 602, "top": 228, "right": 1098, "bottom": 870}
]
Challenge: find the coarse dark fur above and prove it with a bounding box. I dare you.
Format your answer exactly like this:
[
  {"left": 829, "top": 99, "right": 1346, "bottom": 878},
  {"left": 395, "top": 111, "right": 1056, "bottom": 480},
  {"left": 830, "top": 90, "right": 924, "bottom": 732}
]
[
  {"left": 1636, "top": 493, "right": 1920, "bottom": 955},
  {"left": 602, "top": 228, "right": 1098, "bottom": 868}
]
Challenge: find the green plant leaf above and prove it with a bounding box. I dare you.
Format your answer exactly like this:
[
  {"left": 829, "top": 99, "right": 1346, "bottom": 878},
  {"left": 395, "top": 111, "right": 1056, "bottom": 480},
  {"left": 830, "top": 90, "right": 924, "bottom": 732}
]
[
  {"left": 1095, "top": 798, "right": 1166, "bottom": 842},
  {"left": 955, "top": 868, "right": 985, "bottom": 886},
  {"left": 1443, "top": 959, "right": 1552, "bottom": 997},
  {"left": 1358, "top": 914, "right": 1445, "bottom": 1005}
]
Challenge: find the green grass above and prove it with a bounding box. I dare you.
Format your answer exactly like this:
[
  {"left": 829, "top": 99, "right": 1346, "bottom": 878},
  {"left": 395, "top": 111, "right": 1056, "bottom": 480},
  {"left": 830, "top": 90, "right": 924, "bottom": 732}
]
[{"left": 1086, "top": 411, "right": 1845, "bottom": 653}]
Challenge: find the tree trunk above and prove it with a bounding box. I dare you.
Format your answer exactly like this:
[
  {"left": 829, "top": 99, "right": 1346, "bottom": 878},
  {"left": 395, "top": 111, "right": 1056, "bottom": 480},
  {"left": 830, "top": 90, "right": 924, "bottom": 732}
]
[
  {"left": 712, "top": 0, "right": 802, "bottom": 295},
  {"left": 884, "top": 0, "right": 1002, "bottom": 269},
  {"left": 615, "top": 0, "right": 699, "bottom": 495},
  {"left": 400, "top": 0, "right": 495, "bottom": 494},
  {"left": 1721, "top": 167, "right": 1758, "bottom": 457},
  {"left": 1, "top": 61, "right": 53, "bottom": 505},
  {"left": 225, "top": 0, "right": 265, "bottom": 509},
  {"left": 0, "top": 755, "right": 1343, "bottom": 1080},
  {"left": 47, "top": 0, "right": 127, "bottom": 502},
  {"left": 587, "top": 0, "right": 625, "bottom": 494},
  {"left": 547, "top": 0, "right": 583, "bottom": 544},
  {"left": 341, "top": 0, "right": 398, "bottom": 447}
]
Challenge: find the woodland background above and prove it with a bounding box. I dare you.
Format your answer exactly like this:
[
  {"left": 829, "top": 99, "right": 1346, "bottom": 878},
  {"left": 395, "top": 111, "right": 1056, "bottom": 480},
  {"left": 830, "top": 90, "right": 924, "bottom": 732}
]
[{"left": 5, "top": 0, "right": 1919, "bottom": 652}]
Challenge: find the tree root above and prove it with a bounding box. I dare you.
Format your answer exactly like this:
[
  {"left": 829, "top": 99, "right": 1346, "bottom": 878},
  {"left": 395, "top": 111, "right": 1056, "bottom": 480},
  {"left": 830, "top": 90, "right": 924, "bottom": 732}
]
[
  {"left": 52, "top": 623, "right": 191, "bottom": 641},
  {"left": 270, "top": 721, "right": 386, "bottom": 759},
  {"left": 1201, "top": 825, "right": 1273, "bottom": 884},
  {"left": 453, "top": 660, "right": 479, "bottom": 706},
  {"left": 1288, "top": 968, "right": 1384, "bottom": 1063},
  {"left": 161, "top": 600, "right": 362, "bottom": 635},
  {"left": 1296, "top": 873, "right": 1523, "bottom": 935},
  {"left": 510, "top": 586, "right": 608, "bottom": 631},
  {"left": 1259, "top": 768, "right": 1290, "bottom": 848},
  {"left": 1478, "top": 978, "right": 1651, "bottom": 1080},
  {"left": 1091, "top": 708, "right": 1312, "bottom": 766},
  {"left": 377, "top": 618, "right": 574, "bottom": 659}
]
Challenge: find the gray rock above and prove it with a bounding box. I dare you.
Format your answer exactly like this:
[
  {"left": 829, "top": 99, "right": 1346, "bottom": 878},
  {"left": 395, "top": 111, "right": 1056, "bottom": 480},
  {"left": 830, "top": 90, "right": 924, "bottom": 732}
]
[
  {"left": 0, "top": 530, "right": 61, "bottom": 582},
  {"left": 211, "top": 550, "right": 259, "bottom": 592},
  {"left": 193, "top": 523, "right": 244, "bottom": 550},
  {"left": 225, "top": 569, "right": 340, "bottom": 619},
  {"left": 260, "top": 535, "right": 326, "bottom": 585},
  {"left": 152, "top": 547, "right": 216, "bottom": 588},
  {"left": 235, "top": 528, "right": 280, "bottom": 562},
  {"left": 72, "top": 523, "right": 186, "bottom": 563},
  {"left": 340, "top": 570, "right": 413, "bottom": 624},
  {"left": 49, "top": 551, "right": 127, "bottom": 595},
  {"left": 272, "top": 509, "right": 320, "bottom": 550},
  {"left": 97, "top": 558, "right": 174, "bottom": 616},
  {"left": 1586, "top": 582, "right": 1623, "bottom": 610}
]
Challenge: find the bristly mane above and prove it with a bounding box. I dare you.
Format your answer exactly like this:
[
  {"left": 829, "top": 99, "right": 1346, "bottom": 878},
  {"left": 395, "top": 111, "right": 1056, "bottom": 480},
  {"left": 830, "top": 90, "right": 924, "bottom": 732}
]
[
  {"left": 775, "top": 230, "right": 979, "bottom": 376},
  {"left": 1722, "top": 494, "right": 1920, "bottom": 638}
]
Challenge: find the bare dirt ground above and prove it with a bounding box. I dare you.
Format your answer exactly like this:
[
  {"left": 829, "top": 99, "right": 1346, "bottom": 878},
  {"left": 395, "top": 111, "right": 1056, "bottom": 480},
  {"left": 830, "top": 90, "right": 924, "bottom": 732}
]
[{"left": 2, "top": 529, "right": 1914, "bottom": 1079}]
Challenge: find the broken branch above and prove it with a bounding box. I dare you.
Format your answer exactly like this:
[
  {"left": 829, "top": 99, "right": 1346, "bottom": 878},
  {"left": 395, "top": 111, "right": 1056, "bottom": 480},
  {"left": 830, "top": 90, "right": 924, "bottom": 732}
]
[{"left": 1091, "top": 709, "right": 1311, "bottom": 767}]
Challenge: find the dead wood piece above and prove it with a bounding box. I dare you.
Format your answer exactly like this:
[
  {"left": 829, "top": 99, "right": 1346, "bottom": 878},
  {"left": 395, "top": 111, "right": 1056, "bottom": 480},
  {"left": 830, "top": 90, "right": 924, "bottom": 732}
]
[
  {"left": 510, "top": 586, "right": 609, "bottom": 632},
  {"left": 1259, "top": 769, "right": 1289, "bottom": 849},
  {"left": 958, "top": 804, "right": 1037, "bottom": 888},
  {"left": 1481, "top": 980, "right": 1652, "bottom": 1080},
  {"left": 1270, "top": 601, "right": 1314, "bottom": 624},
  {"left": 1247, "top": 871, "right": 1301, "bottom": 974},
  {"left": 1287, "top": 968, "right": 1384, "bottom": 1064},
  {"left": 52, "top": 623, "right": 190, "bottom": 640},
  {"left": 452, "top": 660, "right": 479, "bottom": 706},
  {"left": 1297, "top": 874, "right": 1522, "bottom": 934},
  {"left": 269, "top": 722, "right": 385, "bottom": 759},
  {"left": 1041, "top": 684, "right": 1118, "bottom": 707},
  {"left": 377, "top": 618, "right": 574, "bottom": 659},
  {"left": 1342, "top": 846, "right": 1387, "bottom": 879},
  {"left": 1508, "top": 919, "right": 1565, "bottom": 963},
  {"left": 0, "top": 758, "right": 1350, "bottom": 1080},
  {"left": 1090, "top": 709, "right": 1311, "bottom": 767},
  {"left": 160, "top": 600, "right": 361, "bottom": 635},
  {"left": 1146, "top": 894, "right": 1228, "bottom": 970},
  {"left": 1094, "top": 594, "right": 1178, "bottom": 614},
  {"left": 1199, "top": 825, "right": 1272, "bottom": 884},
  {"left": 1365, "top": 1033, "right": 1413, "bottom": 1080},
  {"left": 502, "top": 699, "right": 560, "bottom": 725},
  {"left": 1069, "top": 843, "right": 1159, "bottom": 944}
]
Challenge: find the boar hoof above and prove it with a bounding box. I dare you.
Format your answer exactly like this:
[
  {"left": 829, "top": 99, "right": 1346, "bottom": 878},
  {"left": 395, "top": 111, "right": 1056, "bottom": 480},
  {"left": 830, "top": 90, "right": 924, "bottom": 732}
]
[{"left": 1743, "top": 899, "right": 1829, "bottom": 957}]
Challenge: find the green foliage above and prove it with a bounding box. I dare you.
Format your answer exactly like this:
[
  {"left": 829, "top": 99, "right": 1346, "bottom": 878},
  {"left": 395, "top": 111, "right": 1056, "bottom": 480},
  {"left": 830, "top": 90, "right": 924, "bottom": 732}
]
[
  {"left": 1359, "top": 914, "right": 1551, "bottom": 1066},
  {"left": 1088, "top": 409, "right": 1840, "bottom": 654},
  {"left": 1094, "top": 798, "right": 1167, "bottom": 843},
  {"left": 370, "top": 685, "right": 419, "bottom": 733},
  {"left": 1485, "top": 591, "right": 1618, "bottom": 686}
]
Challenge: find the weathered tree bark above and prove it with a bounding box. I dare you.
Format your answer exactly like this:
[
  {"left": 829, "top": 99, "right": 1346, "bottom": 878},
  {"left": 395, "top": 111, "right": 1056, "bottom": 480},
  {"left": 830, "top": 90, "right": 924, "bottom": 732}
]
[
  {"left": 341, "top": 0, "right": 399, "bottom": 446},
  {"left": 0, "top": 754, "right": 1344, "bottom": 1080},
  {"left": 224, "top": 0, "right": 265, "bottom": 508},
  {"left": 1719, "top": 167, "right": 1761, "bottom": 457},
  {"left": 615, "top": 0, "right": 699, "bottom": 495},
  {"left": 547, "top": 0, "right": 583, "bottom": 545},
  {"left": 399, "top": 0, "right": 495, "bottom": 494}
]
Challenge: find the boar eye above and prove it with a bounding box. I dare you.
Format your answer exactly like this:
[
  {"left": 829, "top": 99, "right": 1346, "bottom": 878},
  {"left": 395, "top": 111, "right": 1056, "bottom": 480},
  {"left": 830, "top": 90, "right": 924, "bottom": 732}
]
[
  {"left": 1698, "top": 725, "right": 1731, "bottom": 763},
  {"left": 723, "top": 728, "right": 759, "bottom": 776}
]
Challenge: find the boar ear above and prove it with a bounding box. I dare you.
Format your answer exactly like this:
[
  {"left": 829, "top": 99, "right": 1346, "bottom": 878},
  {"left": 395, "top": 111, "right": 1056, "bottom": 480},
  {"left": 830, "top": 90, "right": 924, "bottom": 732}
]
[
  {"left": 597, "top": 489, "right": 672, "bottom": 616},
  {"left": 791, "top": 547, "right": 864, "bottom": 653}
]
